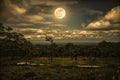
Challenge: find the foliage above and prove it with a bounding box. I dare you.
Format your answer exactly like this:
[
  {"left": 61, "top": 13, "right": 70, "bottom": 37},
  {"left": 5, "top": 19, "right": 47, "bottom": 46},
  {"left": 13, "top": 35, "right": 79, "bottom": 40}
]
[
  {"left": 35, "top": 41, "right": 120, "bottom": 58},
  {"left": 0, "top": 23, "right": 35, "bottom": 59}
]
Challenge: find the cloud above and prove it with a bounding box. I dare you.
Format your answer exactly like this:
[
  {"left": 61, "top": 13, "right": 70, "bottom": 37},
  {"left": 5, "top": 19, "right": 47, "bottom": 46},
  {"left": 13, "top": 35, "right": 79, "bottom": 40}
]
[
  {"left": 5, "top": 14, "right": 44, "bottom": 25},
  {"left": 0, "top": 0, "right": 68, "bottom": 29},
  {"left": 13, "top": 27, "right": 120, "bottom": 42},
  {"left": 0, "top": 0, "right": 30, "bottom": 23},
  {"left": 11, "top": 4, "right": 26, "bottom": 15},
  {"left": 50, "top": 23, "right": 67, "bottom": 27},
  {"left": 105, "top": 7, "right": 120, "bottom": 22},
  {"left": 15, "top": 23, "right": 34, "bottom": 27},
  {"left": 86, "top": 6, "right": 120, "bottom": 30},
  {"left": 87, "top": 20, "right": 111, "bottom": 29},
  {"left": 31, "top": 0, "right": 78, "bottom": 6},
  {"left": 6, "top": 0, "right": 28, "bottom": 15},
  {"left": 26, "top": 15, "right": 44, "bottom": 22},
  {"left": 80, "top": 8, "right": 103, "bottom": 15}
]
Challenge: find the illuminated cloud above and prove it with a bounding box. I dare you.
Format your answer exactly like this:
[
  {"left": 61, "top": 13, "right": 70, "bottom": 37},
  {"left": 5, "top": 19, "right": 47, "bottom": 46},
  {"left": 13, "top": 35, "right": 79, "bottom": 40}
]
[
  {"left": 13, "top": 27, "right": 120, "bottom": 42},
  {"left": 11, "top": 4, "right": 26, "bottom": 15},
  {"left": 87, "top": 20, "right": 110, "bottom": 29},
  {"left": 86, "top": 6, "right": 120, "bottom": 30},
  {"left": 14, "top": 23, "right": 34, "bottom": 26},
  {"left": 50, "top": 23, "right": 67, "bottom": 27},
  {"left": 105, "top": 6, "right": 120, "bottom": 22}
]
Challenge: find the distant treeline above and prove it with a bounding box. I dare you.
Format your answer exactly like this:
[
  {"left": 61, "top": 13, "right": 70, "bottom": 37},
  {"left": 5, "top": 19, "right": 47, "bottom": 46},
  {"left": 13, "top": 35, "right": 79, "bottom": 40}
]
[{"left": 34, "top": 41, "right": 120, "bottom": 57}]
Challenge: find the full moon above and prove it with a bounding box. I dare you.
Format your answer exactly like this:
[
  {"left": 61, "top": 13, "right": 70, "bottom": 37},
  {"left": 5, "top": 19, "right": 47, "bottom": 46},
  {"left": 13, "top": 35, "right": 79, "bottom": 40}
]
[{"left": 54, "top": 8, "right": 66, "bottom": 19}]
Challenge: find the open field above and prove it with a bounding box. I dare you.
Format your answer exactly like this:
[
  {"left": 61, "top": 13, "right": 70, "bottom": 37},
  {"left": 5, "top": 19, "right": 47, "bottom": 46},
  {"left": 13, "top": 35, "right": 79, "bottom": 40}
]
[{"left": 0, "top": 57, "right": 120, "bottom": 80}]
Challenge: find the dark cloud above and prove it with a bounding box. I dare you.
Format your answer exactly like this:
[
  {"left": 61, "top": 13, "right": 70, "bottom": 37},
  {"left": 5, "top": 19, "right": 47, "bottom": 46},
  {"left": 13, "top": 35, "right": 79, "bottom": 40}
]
[
  {"left": 77, "top": 0, "right": 119, "bottom": 11},
  {"left": 0, "top": 0, "right": 12, "bottom": 22},
  {"left": 26, "top": 5, "right": 53, "bottom": 15},
  {"left": 31, "top": 0, "right": 78, "bottom": 6},
  {"left": 0, "top": 0, "right": 30, "bottom": 23}
]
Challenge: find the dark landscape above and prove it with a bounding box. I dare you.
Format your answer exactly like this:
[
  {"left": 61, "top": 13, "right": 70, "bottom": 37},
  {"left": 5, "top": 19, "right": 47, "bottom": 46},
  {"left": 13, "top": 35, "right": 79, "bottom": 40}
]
[{"left": 0, "top": 0, "right": 120, "bottom": 80}]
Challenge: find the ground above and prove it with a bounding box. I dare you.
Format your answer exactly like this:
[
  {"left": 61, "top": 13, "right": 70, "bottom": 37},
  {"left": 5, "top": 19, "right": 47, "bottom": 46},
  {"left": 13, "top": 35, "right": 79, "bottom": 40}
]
[{"left": 0, "top": 57, "right": 120, "bottom": 80}]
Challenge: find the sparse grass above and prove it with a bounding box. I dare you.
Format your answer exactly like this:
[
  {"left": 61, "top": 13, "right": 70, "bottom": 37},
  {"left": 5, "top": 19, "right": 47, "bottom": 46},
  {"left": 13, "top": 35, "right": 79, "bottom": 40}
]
[{"left": 0, "top": 57, "right": 120, "bottom": 80}]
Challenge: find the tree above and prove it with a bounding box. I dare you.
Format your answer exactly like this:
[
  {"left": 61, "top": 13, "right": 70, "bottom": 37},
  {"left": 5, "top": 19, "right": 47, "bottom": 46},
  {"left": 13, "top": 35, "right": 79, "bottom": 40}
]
[
  {"left": 65, "top": 43, "right": 74, "bottom": 57},
  {"left": 0, "top": 23, "right": 34, "bottom": 60},
  {"left": 45, "top": 36, "right": 54, "bottom": 63}
]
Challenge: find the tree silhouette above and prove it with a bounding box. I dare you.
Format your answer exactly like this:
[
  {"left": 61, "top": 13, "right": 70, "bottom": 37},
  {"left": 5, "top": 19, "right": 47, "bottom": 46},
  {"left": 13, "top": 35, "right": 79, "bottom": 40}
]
[
  {"left": 0, "top": 23, "right": 34, "bottom": 60},
  {"left": 65, "top": 43, "right": 74, "bottom": 57},
  {"left": 45, "top": 36, "right": 54, "bottom": 63},
  {"left": 45, "top": 36, "right": 53, "bottom": 44}
]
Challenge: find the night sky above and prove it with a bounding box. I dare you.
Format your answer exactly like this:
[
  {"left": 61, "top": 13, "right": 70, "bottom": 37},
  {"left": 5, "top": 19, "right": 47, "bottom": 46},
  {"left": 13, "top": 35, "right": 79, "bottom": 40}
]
[{"left": 0, "top": 0, "right": 120, "bottom": 43}]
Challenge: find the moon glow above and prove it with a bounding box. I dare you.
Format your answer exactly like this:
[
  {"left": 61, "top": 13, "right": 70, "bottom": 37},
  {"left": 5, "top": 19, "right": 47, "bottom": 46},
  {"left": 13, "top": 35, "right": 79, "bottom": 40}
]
[{"left": 54, "top": 8, "right": 66, "bottom": 19}]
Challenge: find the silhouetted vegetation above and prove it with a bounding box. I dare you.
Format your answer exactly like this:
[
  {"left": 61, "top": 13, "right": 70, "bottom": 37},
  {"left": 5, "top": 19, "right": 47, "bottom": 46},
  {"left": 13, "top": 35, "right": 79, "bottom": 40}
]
[
  {"left": 34, "top": 41, "right": 120, "bottom": 58},
  {"left": 0, "top": 23, "right": 35, "bottom": 60},
  {"left": 0, "top": 23, "right": 120, "bottom": 80}
]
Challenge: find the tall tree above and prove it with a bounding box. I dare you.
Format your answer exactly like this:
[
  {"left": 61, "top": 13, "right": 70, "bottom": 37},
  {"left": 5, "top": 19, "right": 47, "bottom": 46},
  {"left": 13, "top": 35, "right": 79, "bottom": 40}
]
[
  {"left": 0, "top": 23, "right": 34, "bottom": 60},
  {"left": 45, "top": 36, "right": 54, "bottom": 63}
]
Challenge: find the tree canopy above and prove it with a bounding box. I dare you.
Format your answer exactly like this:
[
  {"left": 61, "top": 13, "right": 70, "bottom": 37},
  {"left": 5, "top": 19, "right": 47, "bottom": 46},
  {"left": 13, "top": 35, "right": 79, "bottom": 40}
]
[{"left": 0, "top": 23, "right": 34, "bottom": 59}]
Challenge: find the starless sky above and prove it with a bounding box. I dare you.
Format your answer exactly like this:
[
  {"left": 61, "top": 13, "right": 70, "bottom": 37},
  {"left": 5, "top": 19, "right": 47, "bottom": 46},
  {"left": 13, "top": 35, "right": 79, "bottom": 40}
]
[{"left": 0, "top": 0, "right": 120, "bottom": 42}]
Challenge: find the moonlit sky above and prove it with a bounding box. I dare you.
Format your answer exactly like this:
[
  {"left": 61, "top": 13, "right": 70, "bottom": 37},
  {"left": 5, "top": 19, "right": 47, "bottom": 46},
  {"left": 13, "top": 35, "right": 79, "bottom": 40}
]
[{"left": 0, "top": 0, "right": 120, "bottom": 43}]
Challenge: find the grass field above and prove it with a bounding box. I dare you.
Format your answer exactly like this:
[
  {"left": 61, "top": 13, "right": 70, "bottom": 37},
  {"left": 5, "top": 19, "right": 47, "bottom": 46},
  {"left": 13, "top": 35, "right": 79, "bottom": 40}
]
[{"left": 0, "top": 57, "right": 120, "bottom": 80}]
